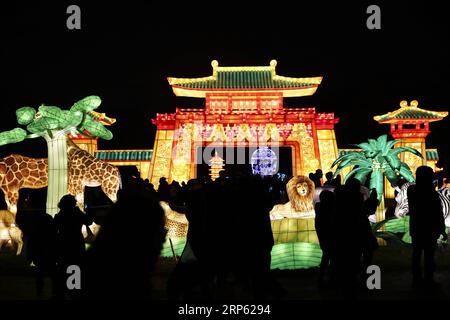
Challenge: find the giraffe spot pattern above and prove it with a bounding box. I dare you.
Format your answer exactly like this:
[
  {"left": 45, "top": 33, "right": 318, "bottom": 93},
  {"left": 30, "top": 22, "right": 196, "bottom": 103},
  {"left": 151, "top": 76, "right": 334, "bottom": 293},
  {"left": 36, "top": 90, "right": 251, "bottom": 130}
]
[
  {"left": 22, "top": 168, "right": 30, "bottom": 177},
  {"left": 30, "top": 170, "right": 39, "bottom": 178},
  {"left": 5, "top": 157, "right": 15, "bottom": 166},
  {"left": 6, "top": 171, "right": 14, "bottom": 182},
  {"left": 2, "top": 145, "right": 120, "bottom": 212}
]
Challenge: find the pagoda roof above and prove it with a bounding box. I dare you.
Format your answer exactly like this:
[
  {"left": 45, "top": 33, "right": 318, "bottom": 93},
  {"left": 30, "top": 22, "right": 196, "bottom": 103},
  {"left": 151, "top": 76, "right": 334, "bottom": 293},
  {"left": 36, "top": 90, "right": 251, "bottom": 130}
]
[
  {"left": 374, "top": 100, "right": 448, "bottom": 123},
  {"left": 168, "top": 60, "right": 322, "bottom": 98}
]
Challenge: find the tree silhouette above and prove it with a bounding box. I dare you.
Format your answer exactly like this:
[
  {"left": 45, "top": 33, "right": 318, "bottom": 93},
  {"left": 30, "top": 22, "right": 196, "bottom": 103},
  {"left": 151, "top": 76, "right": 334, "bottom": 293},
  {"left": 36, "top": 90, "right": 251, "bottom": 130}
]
[{"left": 0, "top": 96, "right": 113, "bottom": 214}]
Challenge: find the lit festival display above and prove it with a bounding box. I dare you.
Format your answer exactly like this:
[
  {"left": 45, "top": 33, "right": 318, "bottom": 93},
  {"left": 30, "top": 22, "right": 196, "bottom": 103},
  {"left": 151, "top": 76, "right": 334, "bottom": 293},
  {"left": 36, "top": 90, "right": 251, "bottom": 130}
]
[
  {"left": 0, "top": 96, "right": 117, "bottom": 215},
  {"left": 4, "top": 3, "right": 450, "bottom": 305},
  {"left": 148, "top": 60, "right": 340, "bottom": 186},
  {"left": 150, "top": 62, "right": 448, "bottom": 270},
  {"left": 1, "top": 62, "right": 447, "bottom": 271}
]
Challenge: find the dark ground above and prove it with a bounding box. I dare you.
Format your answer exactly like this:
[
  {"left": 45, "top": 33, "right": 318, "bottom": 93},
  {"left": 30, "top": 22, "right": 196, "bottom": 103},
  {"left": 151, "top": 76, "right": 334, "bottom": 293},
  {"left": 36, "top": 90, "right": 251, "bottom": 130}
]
[{"left": 1, "top": 244, "right": 449, "bottom": 300}]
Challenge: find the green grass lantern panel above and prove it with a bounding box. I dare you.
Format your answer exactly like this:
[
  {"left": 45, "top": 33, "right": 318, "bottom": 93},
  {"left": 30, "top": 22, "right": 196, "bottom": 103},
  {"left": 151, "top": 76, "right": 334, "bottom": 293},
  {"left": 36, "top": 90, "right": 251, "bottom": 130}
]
[
  {"left": 381, "top": 216, "right": 412, "bottom": 244},
  {"left": 384, "top": 216, "right": 447, "bottom": 244},
  {"left": 161, "top": 238, "right": 187, "bottom": 258},
  {"left": 271, "top": 218, "right": 319, "bottom": 244},
  {"left": 385, "top": 216, "right": 409, "bottom": 233},
  {"left": 271, "top": 242, "right": 322, "bottom": 270}
]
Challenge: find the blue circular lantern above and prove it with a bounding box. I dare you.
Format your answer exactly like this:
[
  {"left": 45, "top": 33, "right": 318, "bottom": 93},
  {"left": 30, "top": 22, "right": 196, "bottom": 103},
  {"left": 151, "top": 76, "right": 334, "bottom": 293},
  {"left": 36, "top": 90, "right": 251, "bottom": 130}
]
[{"left": 251, "top": 147, "right": 278, "bottom": 176}]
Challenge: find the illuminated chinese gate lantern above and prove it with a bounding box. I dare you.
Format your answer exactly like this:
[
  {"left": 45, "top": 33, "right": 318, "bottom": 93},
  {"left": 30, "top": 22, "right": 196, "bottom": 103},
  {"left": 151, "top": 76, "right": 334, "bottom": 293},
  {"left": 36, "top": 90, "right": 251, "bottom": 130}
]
[{"left": 148, "top": 60, "right": 340, "bottom": 185}]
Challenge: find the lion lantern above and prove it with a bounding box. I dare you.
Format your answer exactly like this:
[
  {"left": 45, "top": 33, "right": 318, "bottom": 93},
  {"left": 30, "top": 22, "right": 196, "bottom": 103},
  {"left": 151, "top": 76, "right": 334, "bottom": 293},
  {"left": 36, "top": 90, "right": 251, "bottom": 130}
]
[{"left": 270, "top": 175, "right": 315, "bottom": 220}]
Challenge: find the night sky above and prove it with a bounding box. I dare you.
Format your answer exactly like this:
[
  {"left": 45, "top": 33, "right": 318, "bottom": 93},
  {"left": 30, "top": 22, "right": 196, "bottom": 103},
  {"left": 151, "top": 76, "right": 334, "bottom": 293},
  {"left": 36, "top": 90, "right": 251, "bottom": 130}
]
[{"left": 1, "top": 2, "right": 449, "bottom": 169}]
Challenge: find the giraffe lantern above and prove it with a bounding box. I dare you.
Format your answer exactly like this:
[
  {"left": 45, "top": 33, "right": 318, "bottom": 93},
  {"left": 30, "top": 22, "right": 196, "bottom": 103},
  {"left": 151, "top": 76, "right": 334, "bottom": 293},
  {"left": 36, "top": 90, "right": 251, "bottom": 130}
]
[
  {"left": 0, "top": 140, "right": 121, "bottom": 214},
  {"left": 0, "top": 96, "right": 115, "bottom": 215}
]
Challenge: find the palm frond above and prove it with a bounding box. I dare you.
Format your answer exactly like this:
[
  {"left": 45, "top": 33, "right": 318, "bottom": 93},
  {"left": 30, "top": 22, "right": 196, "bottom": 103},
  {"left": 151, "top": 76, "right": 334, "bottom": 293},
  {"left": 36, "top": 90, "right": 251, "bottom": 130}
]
[
  {"left": 331, "top": 152, "right": 365, "bottom": 168},
  {"left": 376, "top": 134, "right": 388, "bottom": 152},
  {"left": 368, "top": 139, "right": 378, "bottom": 150},
  {"left": 399, "top": 163, "right": 415, "bottom": 182},
  {"left": 357, "top": 142, "right": 374, "bottom": 151},
  {"left": 372, "top": 216, "right": 397, "bottom": 232},
  {"left": 383, "top": 166, "right": 398, "bottom": 185},
  {"left": 369, "top": 170, "right": 384, "bottom": 203},
  {"left": 383, "top": 154, "right": 401, "bottom": 172},
  {"left": 343, "top": 167, "right": 372, "bottom": 184},
  {"left": 354, "top": 167, "right": 373, "bottom": 184},
  {"left": 335, "top": 159, "right": 371, "bottom": 176},
  {"left": 384, "top": 139, "right": 400, "bottom": 153},
  {"left": 390, "top": 147, "right": 423, "bottom": 158},
  {"left": 375, "top": 231, "right": 411, "bottom": 248}
]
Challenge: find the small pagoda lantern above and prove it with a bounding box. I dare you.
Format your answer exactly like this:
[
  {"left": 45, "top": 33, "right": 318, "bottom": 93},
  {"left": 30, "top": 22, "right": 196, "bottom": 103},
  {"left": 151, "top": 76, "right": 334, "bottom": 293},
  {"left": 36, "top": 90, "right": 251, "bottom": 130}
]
[{"left": 209, "top": 152, "right": 225, "bottom": 181}]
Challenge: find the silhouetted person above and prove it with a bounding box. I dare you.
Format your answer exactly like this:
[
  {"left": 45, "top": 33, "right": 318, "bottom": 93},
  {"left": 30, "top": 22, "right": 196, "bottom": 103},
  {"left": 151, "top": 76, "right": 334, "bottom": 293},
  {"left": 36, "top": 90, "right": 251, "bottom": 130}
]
[
  {"left": 143, "top": 178, "right": 152, "bottom": 191},
  {"left": 436, "top": 171, "right": 444, "bottom": 189},
  {"left": 315, "top": 169, "right": 324, "bottom": 187},
  {"left": 334, "top": 178, "right": 364, "bottom": 297},
  {"left": 359, "top": 188, "right": 379, "bottom": 283},
  {"left": 205, "top": 177, "right": 235, "bottom": 297},
  {"left": 54, "top": 195, "right": 92, "bottom": 298},
  {"left": 83, "top": 183, "right": 166, "bottom": 299},
  {"left": 28, "top": 210, "right": 57, "bottom": 297},
  {"left": 157, "top": 177, "right": 170, "bottom": 202},
  {"left": 54, "top": 195, "right": 91, "bottom": 266},
  {"left": 315, "top": 190, "right": 336, "bottom": 286},
  {"left": 324, "top": 171, "right": 333, "bottom": 186},
  {"left": 167, "top": 179, "right": 209, "bottom": 300},
  {"left": 246, "top": 176, "right": 277, "bottom": 299},
  {"left": 144, "top": 181, "right": 158, "bottom": 199},
  {"left": 331, "top": 174, "right": 341, "bottom": 187},
  {"left": 278, "top": 175, "right": 290, "bottom": 203},
  {"left": 408, "top": 166, "right": 447, "bottom": 287},
  {"left": 16, "top": 195, "right": 57, "bottom": 298}
]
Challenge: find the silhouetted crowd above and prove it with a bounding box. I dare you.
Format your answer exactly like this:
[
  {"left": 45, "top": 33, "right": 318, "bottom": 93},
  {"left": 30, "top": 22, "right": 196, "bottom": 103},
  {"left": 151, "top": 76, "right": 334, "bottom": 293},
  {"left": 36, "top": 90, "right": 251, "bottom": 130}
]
[
  {"left": 15, "top": 175, "right": 166, "bottom": 300},
  {"left": 9, "top": 165, "right": 448, "bottom": 300},
  {"left": 164, "top": 172, "right": 284, "bottom": 300},
  {"left": 314, "top": 177, "right": 379, "bottom": 296}
]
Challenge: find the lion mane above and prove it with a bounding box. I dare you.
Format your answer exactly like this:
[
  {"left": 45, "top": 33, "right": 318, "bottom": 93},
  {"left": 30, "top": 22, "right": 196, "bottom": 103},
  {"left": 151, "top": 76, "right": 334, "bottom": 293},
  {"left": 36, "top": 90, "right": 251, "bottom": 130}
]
[{"left": 286, "top": 175, "right": 315, "bottom": 212}]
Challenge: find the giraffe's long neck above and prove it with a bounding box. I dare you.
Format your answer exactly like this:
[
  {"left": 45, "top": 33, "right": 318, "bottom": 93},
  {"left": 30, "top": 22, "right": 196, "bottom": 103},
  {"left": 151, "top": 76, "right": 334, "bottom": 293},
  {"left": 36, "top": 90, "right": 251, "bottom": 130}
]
[
  {"left": 65, "top": 139, "right": 80, "bottom": 162},
  {"left": 66, "top": 138, "right": 77, "bottom": 153}
]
